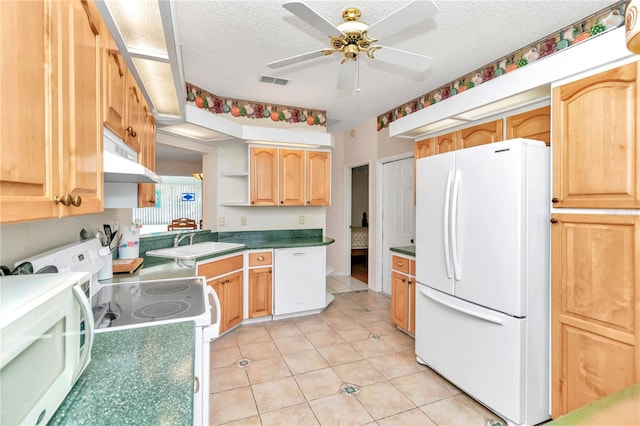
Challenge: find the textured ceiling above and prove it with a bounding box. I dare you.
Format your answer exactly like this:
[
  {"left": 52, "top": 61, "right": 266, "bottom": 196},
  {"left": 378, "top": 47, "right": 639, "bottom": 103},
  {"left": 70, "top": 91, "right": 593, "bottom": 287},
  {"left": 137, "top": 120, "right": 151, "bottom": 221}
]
[{"left": 171, "top": 0, "right": 616, "bottom": 137}]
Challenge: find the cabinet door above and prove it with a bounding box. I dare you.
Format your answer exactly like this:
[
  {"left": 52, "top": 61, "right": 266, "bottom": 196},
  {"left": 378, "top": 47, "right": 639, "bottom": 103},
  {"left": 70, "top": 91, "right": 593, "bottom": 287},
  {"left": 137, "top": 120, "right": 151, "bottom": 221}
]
[
  {"left": 125, "top": 74, "right": 143, "bottom": 153},
  {"left": 391, "top": 271, "right": 409, "bottom": 330},
  {"left": 0, "top": 1, "right": 59, "bottom": 223},
  {"left": 58, "top": 0, "right": 103, "bottom": 217},
  {"left": 249, "top": 267, "right": 272, "bottom": 318},
  {"left": 306, "top": 151, "right": 330, "bottom": 206},
  {"left": 409, "top": 259, "right": 416, "bottom": 334},
  {"left": 435, "top": 132, "right": 456, "bottom": 154},
  {"left": 552, "top": 62, "right": 640, "bottom": 208},
  {"left": 551, "top": 214, "right": 639, "bottom": 418},
  {"left": 279, "top": 149, "right": 304, "bottom": 206},
  {"left": 458, "top": 119, "right": 504, "bottom": 149},
  {"left": 250, "top": 147, "right": 278, "bottom": 205},
  {"left": 103, "top": 34, "right": 127, "bottom": 140},
  {"left": 138, "top": 105, "right": 157, "bottom": 208},
  {"left": 415, "top": 138, "right": 435, "bottom": 159},
  {"left": 222, "top": 271, "right": 243, "bottom": 332},
  {"left": 506, "top": 106, "right": 550, "bottom": 145}
]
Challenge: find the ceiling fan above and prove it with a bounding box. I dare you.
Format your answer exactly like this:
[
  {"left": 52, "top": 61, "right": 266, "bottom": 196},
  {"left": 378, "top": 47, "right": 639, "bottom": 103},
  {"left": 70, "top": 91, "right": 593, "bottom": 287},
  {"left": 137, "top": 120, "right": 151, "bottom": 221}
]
[{"left": 267, "top": 1, "right": 439, "bottom": 90}]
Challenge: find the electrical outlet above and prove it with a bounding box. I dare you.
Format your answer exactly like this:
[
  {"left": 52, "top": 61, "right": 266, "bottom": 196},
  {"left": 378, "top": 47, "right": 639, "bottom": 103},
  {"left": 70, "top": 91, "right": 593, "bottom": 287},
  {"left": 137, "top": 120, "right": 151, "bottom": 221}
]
[
  {"left": 299, "top": 215, "right": 305, "bottom": 224},
  {"left": 240, "top": 216, "right": 247, "bottom": 226},
  {"left": 218, "top": 217, "right": 225, "bottom": 226}
]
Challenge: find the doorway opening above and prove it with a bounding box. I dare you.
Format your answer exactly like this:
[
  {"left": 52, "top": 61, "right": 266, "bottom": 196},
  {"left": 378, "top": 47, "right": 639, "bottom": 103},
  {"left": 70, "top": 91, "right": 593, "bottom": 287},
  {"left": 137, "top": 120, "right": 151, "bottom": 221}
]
[{"left": 350, "top": 165, "right": 369, "bottom": 284}]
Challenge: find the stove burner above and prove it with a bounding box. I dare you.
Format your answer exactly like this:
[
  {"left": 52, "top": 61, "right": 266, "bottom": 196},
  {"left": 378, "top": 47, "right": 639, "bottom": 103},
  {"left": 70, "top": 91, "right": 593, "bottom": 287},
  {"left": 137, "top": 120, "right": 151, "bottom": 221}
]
[
  {"left": 132, "top": 301, "right": 191, "bottom": 319},
  {"left": 142, "top": 283, "right": 190, "bottom": 296}
]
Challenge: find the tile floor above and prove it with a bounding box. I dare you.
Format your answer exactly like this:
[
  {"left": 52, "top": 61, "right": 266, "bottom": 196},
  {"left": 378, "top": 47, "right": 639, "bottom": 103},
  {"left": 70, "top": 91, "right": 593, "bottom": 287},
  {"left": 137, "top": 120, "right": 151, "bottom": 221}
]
[
  {"left": 208, "top": 290, "right": 506, "bottom": 426},
  {"left": 326, "top": 275, "right": 369, "bottom": 294}
]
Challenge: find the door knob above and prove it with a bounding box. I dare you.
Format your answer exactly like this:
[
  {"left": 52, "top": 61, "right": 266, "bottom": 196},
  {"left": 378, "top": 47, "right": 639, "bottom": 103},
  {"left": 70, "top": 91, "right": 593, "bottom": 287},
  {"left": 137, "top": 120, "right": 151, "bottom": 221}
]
[{"left": 551, "top": 197, "right": 559, "bottom": 203}]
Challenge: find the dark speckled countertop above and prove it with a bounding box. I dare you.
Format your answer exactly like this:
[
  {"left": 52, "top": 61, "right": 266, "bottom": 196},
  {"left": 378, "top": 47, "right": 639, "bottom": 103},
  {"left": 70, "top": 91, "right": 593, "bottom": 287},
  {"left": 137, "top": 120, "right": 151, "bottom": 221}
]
[
  {"left": 390, "top": 245, "right": 416, "bottom": 257},
  {"left": 49, "top": 322, "right": 195, "bottom": 426}
]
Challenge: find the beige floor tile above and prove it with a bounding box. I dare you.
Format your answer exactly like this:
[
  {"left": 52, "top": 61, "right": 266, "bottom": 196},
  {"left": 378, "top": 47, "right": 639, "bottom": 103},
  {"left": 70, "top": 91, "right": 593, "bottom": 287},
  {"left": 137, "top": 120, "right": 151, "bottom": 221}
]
[
  {"left": 456, "top": 393, "right": 506, "bottom": 424},
  {"left": 252, "top": 376, "right": 306, "bottom": 414},
  {"left": 425, "top": 369, "right": 462, "bottom": 395},
  {"left": 210, "top": 333, "right": 238, "bottom": 350},
  {"left": 283, "top": 349, "right": 329, "bottom": 375},
  {"left": 377, "top": 408, "right": 436, "bottom": 426},
  {"left": 210, "top": 365, "right": 249, "bottom": 393},
  {"left": 239, "top": 339, "right": 280, "bottom": 360},
  {"left": 245, "top": 356, "right": 291, "bottom": 384},
  {"left": 335, "top": 325, "right": 371, "bottom": 342},
  {"left": 390, "top": 372, "right": 452, "bottom": 406},
  {"left": 327, "top": 280, "right": 352, "bottom": 293},
  {"left": 321, "top": 311, "right": 358, "bottom": 329},
  {"left": 333, "top": 359, "right": 385, "bottom": 386},
  {"left": 235, "top": 325, "right": 271, "bottom": 345},
  {"left": 306, "top": 329, "right": 347, "bottom": 348},
  {"left": 309, "top": 393, "right": 374, "bottom": 426},
  {"left": 419, "top": 395, "right": 486, "bottom": 426},
  {"left": 317, "top": 343, "right": 363, "bottom": 366},
  {"left": 358, "top": 381, "right": 415, "bottom": 420},
  {"left": 260, "top": 402, "right": 320, "bottom": 426},
  {"left": 350, "top": 339, "right": 394, "bottom": 359},
  {"left": 344, "top": 311, "right": 382, "bottom": 326},
  {"left": 294, "top": 367, "right": 343, "bottom": 401},
  {"left": 366, "top": 320, "right": 400, "bottom": 336},
  {"left": 266, "top": 320, "right": 302, "bottom": 339},
  {"left": 210, "top": 346, "right": 242, "bottom": 369},
  {"left": 367, "top": 353, "right": 420, "bottom": 379},
  {"left": 295, "top": 316, "right": 332, "bottom": 333},
  {"left": 273, "top": 334, "right": 315, "bottom": 355},
  {"left": 209, "top": 386, "right": 258, "bottom": 425},
  {"left": 220, "top": 415, "right": 262, "bottom": 426},
  {"left": 396, "top": 349, "right": 429, "bottom": 371},
  {"left": 380, "top": 332, "right": 415, "bottom": 352}
]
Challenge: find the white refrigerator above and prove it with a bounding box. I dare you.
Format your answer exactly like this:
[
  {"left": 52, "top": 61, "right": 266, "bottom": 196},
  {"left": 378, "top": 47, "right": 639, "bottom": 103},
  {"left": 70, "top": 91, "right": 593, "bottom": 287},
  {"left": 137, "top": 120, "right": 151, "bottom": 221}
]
[{"left": 415, "top": 139, "right": 550, "bottom": 426}]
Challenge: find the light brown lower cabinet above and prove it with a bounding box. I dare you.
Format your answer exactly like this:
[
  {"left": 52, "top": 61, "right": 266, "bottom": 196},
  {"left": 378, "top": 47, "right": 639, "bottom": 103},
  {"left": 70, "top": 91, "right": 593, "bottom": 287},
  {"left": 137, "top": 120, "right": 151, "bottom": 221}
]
[
  {"left": 197, "top": 254, "right": 244, "bottom": 334},
  {"left": 249, "top": 267, "right": 272, "bottom": 318},
  {"left": 551, "top": 213, "right": 640, "bottom": 418},
  {"left": 390, "top": 254, "right": 415, "bottom": 334}
]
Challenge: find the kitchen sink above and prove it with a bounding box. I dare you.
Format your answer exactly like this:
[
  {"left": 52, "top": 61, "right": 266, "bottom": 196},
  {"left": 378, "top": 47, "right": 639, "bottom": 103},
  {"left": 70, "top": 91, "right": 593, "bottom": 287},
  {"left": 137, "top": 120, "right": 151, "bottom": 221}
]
[{"left": 145, "top": 242, "right": 245, "bottom": 260}]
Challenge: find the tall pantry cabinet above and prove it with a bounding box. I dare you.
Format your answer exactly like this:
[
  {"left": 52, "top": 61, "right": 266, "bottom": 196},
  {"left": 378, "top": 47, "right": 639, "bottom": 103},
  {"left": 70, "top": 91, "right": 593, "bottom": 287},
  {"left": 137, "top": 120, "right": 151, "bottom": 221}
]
[{"left": 550, "top": 61, "right": 640, "bottom": 418}]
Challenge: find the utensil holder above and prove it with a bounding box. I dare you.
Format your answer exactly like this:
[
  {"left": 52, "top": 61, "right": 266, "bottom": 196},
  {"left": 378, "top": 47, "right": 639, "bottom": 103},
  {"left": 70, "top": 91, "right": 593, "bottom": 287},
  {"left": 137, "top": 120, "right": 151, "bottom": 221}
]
[{"left": 97, "top": 255, "right": 113, "bottom": 281}]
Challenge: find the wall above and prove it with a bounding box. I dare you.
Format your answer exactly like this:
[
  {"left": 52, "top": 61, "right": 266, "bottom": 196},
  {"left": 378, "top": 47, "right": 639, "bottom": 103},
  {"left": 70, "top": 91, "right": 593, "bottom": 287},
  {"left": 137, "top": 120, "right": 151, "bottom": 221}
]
[
  {"left": 0, "top": 209, "right": 132, "bottom": 267},
  {"left": 156, "top": 158, "right": 202, "bottom": 176},
  {"left": 217, "top": 206, "right": 326, "bottom": 232},
  {"left": 325, "top": 132, "right": 344, "bottom": 275},
  {"left": 351, "top": 167, "right": 369, "bottom": 226}
]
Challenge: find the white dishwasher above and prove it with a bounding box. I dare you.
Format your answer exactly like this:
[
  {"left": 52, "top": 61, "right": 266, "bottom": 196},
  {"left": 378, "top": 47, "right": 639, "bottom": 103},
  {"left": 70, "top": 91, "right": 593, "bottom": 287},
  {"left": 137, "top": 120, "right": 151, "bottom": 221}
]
[{"left": 274, "top": 246, "right": 326, "bottom": 315}]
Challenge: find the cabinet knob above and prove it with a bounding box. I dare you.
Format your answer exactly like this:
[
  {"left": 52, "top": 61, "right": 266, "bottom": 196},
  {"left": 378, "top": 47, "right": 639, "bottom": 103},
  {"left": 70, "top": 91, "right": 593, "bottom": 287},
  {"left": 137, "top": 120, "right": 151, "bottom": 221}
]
[
  {"left": 280, "top": 201, "right": 284, "bottom": 204},
  {"left": 126, "top": 126, "right": 137, "bottom": 138},
  {"left": 251, "top": 201, "right": 255, "bottom": 205},
  {"left": 551, "top": 197, "right": 559, "bottom": 203},
  {"left": 149, "top": 199, "right": 156, "bottom": 204},
  {"left": 257, "top": 256, "right": 265, "bottom": 261},
  {"left": 54, "top": 194, "right": 72, "bottom": 206},
  {"left": 395, "top": 261, "right": 403, "bottom": 266},
  {"left": 70, "top": 195, "right": 82, "bottom": 207},
  {"left": 550, "top": 218, "right": 559, "bottom": 224}
]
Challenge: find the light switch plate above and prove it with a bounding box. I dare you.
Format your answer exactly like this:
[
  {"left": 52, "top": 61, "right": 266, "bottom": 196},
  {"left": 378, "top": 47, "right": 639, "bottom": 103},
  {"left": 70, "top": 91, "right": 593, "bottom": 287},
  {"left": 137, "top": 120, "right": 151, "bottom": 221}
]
[
  {"left": 240, "top": 216, "right": 247, "bottom": 226},
  {"left": 218, "top": 217, "right": 225, "bottom": 226},
  {"left": 299, "top": 215, "right": 305, "bottom": 224}
]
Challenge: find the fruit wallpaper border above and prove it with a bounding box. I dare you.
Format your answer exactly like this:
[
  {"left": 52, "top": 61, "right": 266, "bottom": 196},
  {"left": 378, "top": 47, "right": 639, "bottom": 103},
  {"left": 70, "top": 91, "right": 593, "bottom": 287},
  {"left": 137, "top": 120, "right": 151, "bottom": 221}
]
[
  {"left": 185, "top": 83, "right": 327, "bottom": 127},
  {"left": 377, "top": 0, "right": 626, "bottom": 132}
]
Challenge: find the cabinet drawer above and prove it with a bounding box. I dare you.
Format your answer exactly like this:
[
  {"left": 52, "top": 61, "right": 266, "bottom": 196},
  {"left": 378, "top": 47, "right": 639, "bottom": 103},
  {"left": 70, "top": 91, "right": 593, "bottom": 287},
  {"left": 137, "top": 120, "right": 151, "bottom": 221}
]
[
  {"left": 198, "top": 255, "right": 243, "bottom": 279},
  {"left": 249, "top": 251, "right": 272, "bottom": 266},
  {"left": 392, "top": 255, "right": 410, "bottom": 273}
]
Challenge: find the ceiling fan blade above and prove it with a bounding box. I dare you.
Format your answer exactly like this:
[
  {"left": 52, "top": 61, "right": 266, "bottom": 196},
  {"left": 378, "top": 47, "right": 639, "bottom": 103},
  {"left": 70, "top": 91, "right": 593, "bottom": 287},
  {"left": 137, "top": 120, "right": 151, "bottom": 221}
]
[
  {"left": 282, "top": 1, "right": 343, "bottom": 37},
  {"left": 373, "top": 47, "right": 434, "bottom": 72},
  {"left": 267, "top": 49, "right": 328, "bottom": 69},
  {"left": 336, "top": 60, "right": 357, "bottom": 90},
  {"left": 367, "top": 0, "right": 439, "bottom": 40}
]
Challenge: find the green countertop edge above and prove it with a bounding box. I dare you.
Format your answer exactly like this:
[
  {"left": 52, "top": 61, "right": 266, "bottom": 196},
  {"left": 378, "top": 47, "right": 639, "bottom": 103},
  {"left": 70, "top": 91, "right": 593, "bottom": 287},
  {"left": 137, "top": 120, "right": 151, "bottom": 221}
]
[
  {"left": 49, "top": 322, "right": 195, "bottom": 426},
  {"left": 390, "top": 245, "right": 416, "bottom": 257}
]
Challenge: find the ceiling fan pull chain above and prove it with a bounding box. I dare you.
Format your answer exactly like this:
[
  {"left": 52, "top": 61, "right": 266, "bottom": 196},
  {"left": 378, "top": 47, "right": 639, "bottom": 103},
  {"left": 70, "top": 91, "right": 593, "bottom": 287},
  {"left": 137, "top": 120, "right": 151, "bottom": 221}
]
[{"left": 357, "top": 57, "right": 361, "bottom": 93}]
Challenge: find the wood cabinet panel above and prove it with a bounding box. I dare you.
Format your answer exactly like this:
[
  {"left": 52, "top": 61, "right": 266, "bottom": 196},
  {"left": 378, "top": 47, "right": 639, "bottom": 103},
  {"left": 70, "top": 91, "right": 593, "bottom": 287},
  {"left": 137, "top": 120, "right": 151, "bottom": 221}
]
[
  {"left": 249, "top": 267, "right": 272, "bottom": 318},
  {"left": 138, "top": 106, "right": 157, "bottom": 207},
  {"left": 279, "top": 149, "right": 304, "bottom": 206},
  {"left": 250, "top": 147, "right": 278, "bottom": 206},
  {"left": 435, "top": 132, "right": 456, "bottom": 154},
  {"left": 103, "top": 34, "right": 127, "bottom": 140},
  {"left": 552, "top": 62, "right": 640, "bottom": 208},
  {"left": 198, "top": 255, "right": 243, "bottom": 279},
  {"left": 506, "top": 106, "right": 551, "bottom": 145},
  {"left": 551, "top": 213, "right": 640, "bottom": 418},
  {"left": 415, "top": 138, "right": 435, "bottom": 159},
  {"left": 458, "top": 119, "right": 504, "bottom": 149},
  {"left": 409, "top": 276, "right": 416, "bottom": 334},
  {"left": 249, "top": 251, "right": 272, "bottom": 267},
  {"left": 391, "top": 271, "right": 409, "bottom": 331},
  {"left": 221, "top": 270, "right": 243, "bottom": 332},
  {"left": 392, "top": 255, "right": 410, "bottom": 274},
  {"left": 306, "top": 151, "right": 330, "bottom": 206},
  {"left": 125, "top": 74, "right": 143, "bottom": 153}
]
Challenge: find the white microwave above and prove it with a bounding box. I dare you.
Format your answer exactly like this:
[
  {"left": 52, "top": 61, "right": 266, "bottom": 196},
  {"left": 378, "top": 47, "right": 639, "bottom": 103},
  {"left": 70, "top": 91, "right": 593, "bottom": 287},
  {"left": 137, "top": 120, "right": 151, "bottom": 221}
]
[{"left": 0, "top": 272, "right": 94, "bottom": 425}]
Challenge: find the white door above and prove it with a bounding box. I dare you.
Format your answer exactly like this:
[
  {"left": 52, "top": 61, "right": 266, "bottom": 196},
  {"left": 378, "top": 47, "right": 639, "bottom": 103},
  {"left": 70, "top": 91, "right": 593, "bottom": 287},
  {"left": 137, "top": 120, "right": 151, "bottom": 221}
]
[{"left": 381, "top": 157, "right": 415, "bottom": 295}]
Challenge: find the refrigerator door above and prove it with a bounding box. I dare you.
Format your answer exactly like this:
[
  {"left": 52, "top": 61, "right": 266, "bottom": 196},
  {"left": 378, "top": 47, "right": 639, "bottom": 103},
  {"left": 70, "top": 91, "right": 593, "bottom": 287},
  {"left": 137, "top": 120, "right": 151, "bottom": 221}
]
[
  {"left": 452, "top": 140, "right": 528, "bottom": 316},
  {"left": 416, "top": 151, "right": 455, "bottom": 295},
  {"left": 414, "top": 284, "right": 528, "bottom": 425}
]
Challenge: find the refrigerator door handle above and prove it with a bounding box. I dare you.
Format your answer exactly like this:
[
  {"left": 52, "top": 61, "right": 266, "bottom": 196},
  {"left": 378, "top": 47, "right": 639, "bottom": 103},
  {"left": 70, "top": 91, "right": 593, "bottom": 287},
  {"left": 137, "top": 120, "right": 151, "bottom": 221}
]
[
  {"left": 419, "top": 287, "right": 504, "bottom": 325},
  {"left": 451, "top": 170, "right": 462, "bottom": 280},
  {"left": 443, "top": 170, "right": 454, "bottom": 279}
]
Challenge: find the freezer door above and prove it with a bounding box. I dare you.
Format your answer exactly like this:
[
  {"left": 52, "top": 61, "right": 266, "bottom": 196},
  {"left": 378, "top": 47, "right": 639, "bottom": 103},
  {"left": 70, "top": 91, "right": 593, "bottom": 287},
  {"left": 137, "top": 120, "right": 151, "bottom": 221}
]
[
  {"left": 414, "top": 285, "right": 529, "bottom": 425},
  {"left": 452, "top": 141, "right": 531, "bottom": 316},
  {"left": 416, "top": 151, "right": 455, "bottom": 294}
]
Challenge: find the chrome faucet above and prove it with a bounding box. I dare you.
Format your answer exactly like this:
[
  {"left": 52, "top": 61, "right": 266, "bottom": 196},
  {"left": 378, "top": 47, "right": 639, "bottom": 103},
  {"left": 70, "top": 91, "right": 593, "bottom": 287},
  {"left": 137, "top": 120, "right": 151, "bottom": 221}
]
[{"left": 174, "top": 232, "right": 195, "bottom": 247}]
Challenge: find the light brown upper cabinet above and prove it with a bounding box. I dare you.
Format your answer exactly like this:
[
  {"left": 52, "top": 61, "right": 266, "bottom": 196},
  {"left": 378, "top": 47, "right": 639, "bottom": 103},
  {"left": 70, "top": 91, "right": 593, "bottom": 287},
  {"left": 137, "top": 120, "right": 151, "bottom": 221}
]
[
  {"left": 306, "top": 151, "right": 331, "bottom": 206},
  {"left": 279, "top": 149, "right": 305, "bottom": 206},
  {"left": 415, "top": 138, "right": 435, "bottom": 159},
  {"left": 1, "top": 0, "right": 103, "bottom": 224},
  {"left": 551, "top": 213, "right": 640, "bottom": 418},
  {"left": 138, "top": 105, "right": 157, "bottom": 208},
  {"left": 458, "top": 119, "right": 504, "bottom": 149},
  {"left": 552, "top": 62, "right": 640, "bottom": 209},
  {"left": 103, "top": 33, "right": 128, "bottom": 140},
  {"left": 435, "top": 132, "right": 457, "bottom": 154},
  {"left": 250, "top": 147, "right": 278, "bottom": 205},
  {"left": 125, "top": 74, "right": 144, "bottom": 153},
  {"left": 506, "top": 106, "right": 551, "bottom": 145}
]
